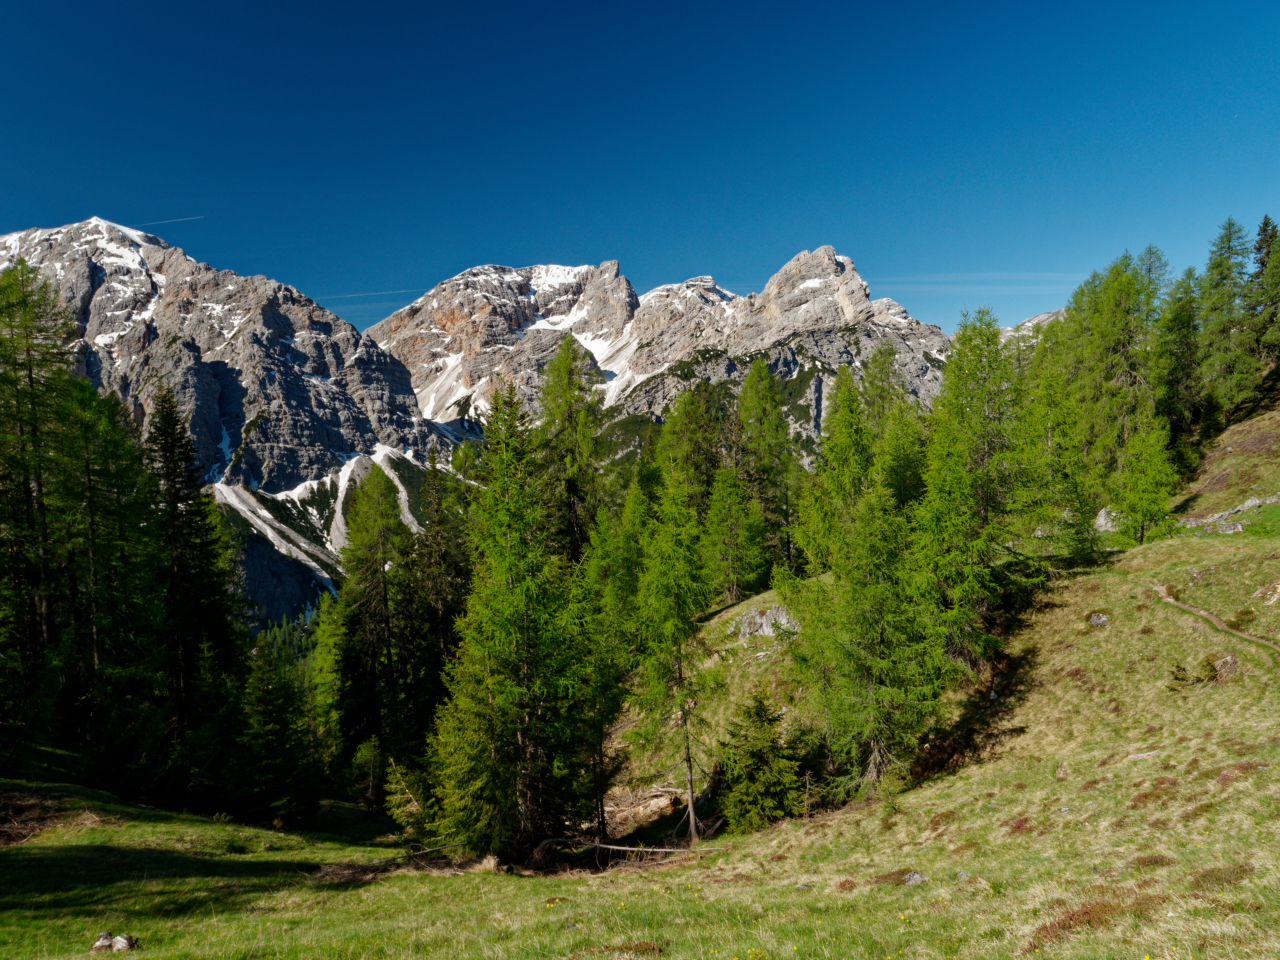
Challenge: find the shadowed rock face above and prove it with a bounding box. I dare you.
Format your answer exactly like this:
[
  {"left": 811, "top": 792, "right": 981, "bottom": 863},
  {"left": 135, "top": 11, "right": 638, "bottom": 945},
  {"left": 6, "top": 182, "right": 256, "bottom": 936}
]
[
  {"left": 0, "top": 217, "right": 448, "bottom": 494},
  {"left": 367, "top": 245, "right": 951, "bottom": 444}
]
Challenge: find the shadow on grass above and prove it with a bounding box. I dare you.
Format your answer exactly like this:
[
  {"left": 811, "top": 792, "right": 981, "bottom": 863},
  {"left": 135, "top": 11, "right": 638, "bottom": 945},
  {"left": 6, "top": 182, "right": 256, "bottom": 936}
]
[
  {"left": 1227, "top": 364, "right": 1280, "bottom": 425},
  {"left": 0, "top": 842, "right": 321, "bottom": 918},
  {"left": 912, "top": 645, "right": 1041, "bottom": 782}
]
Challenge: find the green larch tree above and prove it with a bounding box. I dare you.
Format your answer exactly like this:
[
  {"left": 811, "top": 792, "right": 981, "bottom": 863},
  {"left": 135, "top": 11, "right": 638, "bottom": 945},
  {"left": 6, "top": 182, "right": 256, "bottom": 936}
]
[
  {"left": 911, "top": 308, "right": 1029, "bottom": 664},
  {"left": 795, "top": 365, "right": 872, "bottom": 571},
  {"left": 535, "top": 337, "right": 602, "bottom": 563},
  {"left": 700, "top": 466, "right": 766, "bottom": 605},
  {"left": 1200, "top": 217, "right": 1256, "bottom": 416},
  {"left": 633, "top": 477, "right": 711, "bottom": 842},
  {"left": 434, "top": 381, "right": 575, "bottom": 856},
  {"left": 1114, "top": 415, "right": 1179, "bottom": 545}
]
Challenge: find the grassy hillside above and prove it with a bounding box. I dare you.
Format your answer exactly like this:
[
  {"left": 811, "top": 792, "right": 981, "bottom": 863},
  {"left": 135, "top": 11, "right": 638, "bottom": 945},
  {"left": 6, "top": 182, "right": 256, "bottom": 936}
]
[{"left": 8, "top": 424, "right": 1280, "bottom": 958}]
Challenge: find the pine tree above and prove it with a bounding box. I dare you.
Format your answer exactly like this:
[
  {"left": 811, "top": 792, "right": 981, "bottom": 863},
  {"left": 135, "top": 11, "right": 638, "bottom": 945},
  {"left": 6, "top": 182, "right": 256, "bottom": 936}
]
[
  {"left": 911, "top": 309, "right": 1028, "bottom": 664},
  {"left": 334, "top": 464, "right": 412, "bottom": 762},
  {"left": 795, "top": 365, "right": 872, "bottom": 571},
  {"left": 434, "top": 381, "right": 575, "bottom": 856},
  {"left": 145, "top": 384, "right": 245, "bottom": 780},
  {"left": 719, "top": 691, "right": 801, "bottom": 831},
  {"left": 1253, "top": 215, "right": 1278, "bottom": 283},
  {"left": 0, "top": 260, "right": 74, "bottom": 724},
  {"left": 656, "top": 380, "right": 720, "bottom": 519},
  {"left": 633, "top": 477, "right": 711, "bottom": 841},
  {"left": 1114, "top": 416, "right": 1178, "bottom": 544},
  {"left": 535, "top": 337, "right": 601, "bottom": 563},
  {"left": 781, "top": 474, "right": 957, "bottom": 792},
  {"left": 58, "top": 381, "right": 163, "bottom": 759},
  {"left": 1200, "top": 217, "right": 1256, "bottom": 416},
  {"left": 392, "top": 447, "right": 467, "bottom": 745},
  {"left": 700, "top": 467, "right": 766, "bottom": 605},
  {"left": 736, "top": 359, "right": 796, "bottom": 568},
  {"left": 1254, "top": 216, "right": 1280, "bottom": 364},
  {"left": 238, "top": 633, "right": 319, "bottom": 824}
]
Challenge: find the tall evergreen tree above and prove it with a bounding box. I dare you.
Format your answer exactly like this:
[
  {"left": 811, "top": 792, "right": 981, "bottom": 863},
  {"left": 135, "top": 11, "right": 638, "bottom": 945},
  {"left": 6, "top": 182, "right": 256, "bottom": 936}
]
[
  {"left": 700, "top": 467, "right": 766, "bottom": 605},
  {"left": 782, "top": 474, "right": 957, "bottom": 792},
  {"left": 633, "top": 477, "right": 711, "bottom": 841},
  {"left": 333, "top": 464, "right": 412, "bottom": 761},
  {"left": 1253, "top": 216, "right": 1280, "bottom": 364},
  {"left": 392, "top": 447, "right": 468, "bottom": 746},
  {"left": 795, "top": 365, "right": 871, "bottom": 571},
  {"left": 656, "top": 380, "right": 720, "bottom": 519},
  {"left": 859, "top": 341, "right": 903, "bottom": 438},
  {"left": 1152, "top": 268, "right": 1204, "bottom": 442},
  {"left": 1200, "top": 217, "right": 1256, "bottom": 416},
  {"left": 0, "top": 261, "right": 74, "bottom": 723},
  {"left": 238, "top": 631, "right": 319, "bottom": 824},
  {"left": 435, "top": 381, "right": 576, "bottom": 856},
  {"left": 736, "top": 358, "right": 798, "bottom": 569},
  {"left": 536, "top": 337, "right": 602, "bottom": 563},
  {"left": 911, "top": 309, "right": 1028, "bottom": 664},
  {"left": 872, "top": 397, "right": 928, "bottom": 509},
  {"left": 145, "top": 385, "right": 245, "bottom": 779}
]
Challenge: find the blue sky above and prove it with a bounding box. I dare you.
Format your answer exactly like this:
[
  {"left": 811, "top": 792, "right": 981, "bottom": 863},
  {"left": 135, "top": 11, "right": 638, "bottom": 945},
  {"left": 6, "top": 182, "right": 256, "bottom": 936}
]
[{"left": 2, "top": 1, "right": 1276, "bottom": 332}]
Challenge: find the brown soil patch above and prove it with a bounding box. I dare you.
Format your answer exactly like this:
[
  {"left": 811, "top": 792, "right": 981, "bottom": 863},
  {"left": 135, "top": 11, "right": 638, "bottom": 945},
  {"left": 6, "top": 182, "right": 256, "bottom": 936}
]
[
  {"left": 1, "top": 792, "right": 62, "bottom": 847},
  {"left": 869, "top": 867, "right": 919, "bottom": 886}
]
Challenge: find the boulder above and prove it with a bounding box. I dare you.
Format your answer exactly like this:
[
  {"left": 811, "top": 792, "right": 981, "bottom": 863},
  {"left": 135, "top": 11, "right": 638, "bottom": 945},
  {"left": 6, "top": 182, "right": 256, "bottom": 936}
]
[{"left": 1093, "top": 507, "right": 1121, "bottom": 532}]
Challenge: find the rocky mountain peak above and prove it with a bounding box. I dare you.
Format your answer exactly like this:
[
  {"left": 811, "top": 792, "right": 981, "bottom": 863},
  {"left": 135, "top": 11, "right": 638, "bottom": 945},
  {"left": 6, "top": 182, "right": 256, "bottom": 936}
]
[{"left": 1, "top": 217, "right": 448, "bottom": 496}]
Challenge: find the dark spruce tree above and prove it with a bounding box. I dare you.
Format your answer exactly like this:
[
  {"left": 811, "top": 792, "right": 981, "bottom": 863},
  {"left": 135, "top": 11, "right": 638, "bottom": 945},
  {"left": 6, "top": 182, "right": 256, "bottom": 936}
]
[
  {"left": 144, "top": 384, "right": 246, "bottom": 807},
  {"left": 0, "top": 260, "right": 74, "bottom": 729},
  {"left": 332, "top": 464, "right": 413, "bottom": 765}
]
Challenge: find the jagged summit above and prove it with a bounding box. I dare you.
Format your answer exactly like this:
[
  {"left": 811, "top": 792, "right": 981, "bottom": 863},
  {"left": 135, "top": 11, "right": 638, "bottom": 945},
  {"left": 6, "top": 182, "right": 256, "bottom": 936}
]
[
  {"left": 0, "top": 217, "right": 449, "bottom": 497},
  {"left": 368, "top": 244, "right": 951, "bottom": 437}
]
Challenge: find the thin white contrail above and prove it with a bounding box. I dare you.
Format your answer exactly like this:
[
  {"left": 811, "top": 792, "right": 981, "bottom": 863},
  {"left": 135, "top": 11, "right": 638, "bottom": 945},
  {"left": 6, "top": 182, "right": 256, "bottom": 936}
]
[
  {"left": 129, "top": 216, "right": 205, "bottom": 227},
  {"left": 314, "top": 289, "right": 423, "bottom": 299}
]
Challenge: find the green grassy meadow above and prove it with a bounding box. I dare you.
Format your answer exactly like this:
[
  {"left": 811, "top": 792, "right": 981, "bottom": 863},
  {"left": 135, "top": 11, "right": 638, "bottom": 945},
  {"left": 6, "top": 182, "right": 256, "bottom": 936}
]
[{"left": 7, "top": 415, "right": 1280, "bottom": 959}]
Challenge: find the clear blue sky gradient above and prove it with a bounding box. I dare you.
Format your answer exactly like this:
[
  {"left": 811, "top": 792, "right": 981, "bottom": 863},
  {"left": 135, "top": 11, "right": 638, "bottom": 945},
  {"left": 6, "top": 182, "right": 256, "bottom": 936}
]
[{"left": 2, "top": 1, "right": 1276, "bottom": 333}]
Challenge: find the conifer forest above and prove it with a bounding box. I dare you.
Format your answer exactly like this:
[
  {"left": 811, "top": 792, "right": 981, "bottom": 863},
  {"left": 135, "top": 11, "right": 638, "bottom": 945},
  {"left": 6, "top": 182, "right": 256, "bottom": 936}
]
[{"left": 3, "top": 214, "right": 1280, "bottom": 865}]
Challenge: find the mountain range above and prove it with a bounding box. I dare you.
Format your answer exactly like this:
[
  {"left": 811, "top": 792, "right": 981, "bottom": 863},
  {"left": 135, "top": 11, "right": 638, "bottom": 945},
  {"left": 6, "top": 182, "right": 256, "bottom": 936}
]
[{"left": 2, "top": 217, "right": 1006, "bottom": 624}]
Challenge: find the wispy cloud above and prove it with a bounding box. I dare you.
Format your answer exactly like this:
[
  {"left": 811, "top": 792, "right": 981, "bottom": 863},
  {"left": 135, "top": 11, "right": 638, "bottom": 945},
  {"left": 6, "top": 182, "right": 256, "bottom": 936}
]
[
  {"left": 129, "top": 215, "right": 205, "bottom": 227},
  {"left": 313, "top": 289, "right": 424, "bottom": 299},
  {"left": 873, "top": 271, "right": 1084, "bottom": 284}
]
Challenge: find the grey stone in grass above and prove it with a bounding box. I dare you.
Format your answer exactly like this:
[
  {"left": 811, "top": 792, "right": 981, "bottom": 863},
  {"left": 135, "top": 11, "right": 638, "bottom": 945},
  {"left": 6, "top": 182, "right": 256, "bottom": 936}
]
[
  {"left": 90, "top": 933, "right": 139, "bottom": 953},
  {"left": 902, "top": 871, "right": 928, "bottom": 886},
  {"left": 1217, "top": 521, "right": 1244, "bottom": 534},
  {"left": 1089, "top": 612, "right": 1109, "bottom": 627}
]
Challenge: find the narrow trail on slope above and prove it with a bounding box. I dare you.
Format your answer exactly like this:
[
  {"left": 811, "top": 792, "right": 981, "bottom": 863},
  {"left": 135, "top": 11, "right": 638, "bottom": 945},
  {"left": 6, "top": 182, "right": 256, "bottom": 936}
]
[{"left": 1149, "top": 583, "right": 1280, "bottom": 661}]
